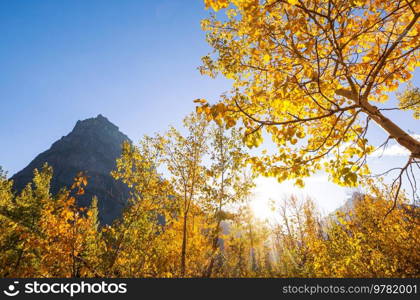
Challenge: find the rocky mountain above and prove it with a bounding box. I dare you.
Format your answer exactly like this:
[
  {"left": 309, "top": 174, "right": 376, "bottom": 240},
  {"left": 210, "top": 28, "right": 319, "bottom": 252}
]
[{"left": 11, "top": 114, "right": 131, "bottom": 224}]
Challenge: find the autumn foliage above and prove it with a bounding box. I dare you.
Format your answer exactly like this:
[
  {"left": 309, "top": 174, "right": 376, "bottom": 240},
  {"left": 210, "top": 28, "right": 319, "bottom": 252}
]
[
  {"left": 0, "top": 0, "right": 419, "bottom": 278},
  {"left": 199, "top": 0, "right": 419, "bottom": 191},
  {"left": 0, "top": 115, "right": 418, "bottom": 278}
]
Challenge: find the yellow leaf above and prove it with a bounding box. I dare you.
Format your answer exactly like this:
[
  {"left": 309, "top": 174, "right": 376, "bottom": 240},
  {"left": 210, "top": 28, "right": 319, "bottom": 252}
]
[
  {"left": 295, "top": 178, "right": 304, "bottom": 187},
  {"left": 193, "top": 98, "right": 207, "bottom": 104}
]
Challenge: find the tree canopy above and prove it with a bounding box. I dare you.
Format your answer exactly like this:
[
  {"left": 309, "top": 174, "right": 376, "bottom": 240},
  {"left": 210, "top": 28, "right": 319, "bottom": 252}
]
[{"left": 199, "top": 0, "right": 419, "bottom": 191}]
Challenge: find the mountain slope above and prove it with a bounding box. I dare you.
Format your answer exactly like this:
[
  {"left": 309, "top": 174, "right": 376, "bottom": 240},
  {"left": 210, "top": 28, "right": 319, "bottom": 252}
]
[{"left": 11, "top": 114, "right": 131, "bottom": 224}]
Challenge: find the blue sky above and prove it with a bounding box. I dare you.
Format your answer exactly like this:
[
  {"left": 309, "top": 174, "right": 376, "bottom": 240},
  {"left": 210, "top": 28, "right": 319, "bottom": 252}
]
[
  {"left": 0, "top": 0, "right": 230, "bottom": 175},
  {"left": 0, "top": 0, "right": 418, "bottom": 216}
]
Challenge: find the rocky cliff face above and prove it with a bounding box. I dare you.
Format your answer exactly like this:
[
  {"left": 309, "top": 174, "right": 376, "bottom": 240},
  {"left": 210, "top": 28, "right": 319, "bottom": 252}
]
[{"left": 11, "top": 114, "right": 131, "bottom": 224}]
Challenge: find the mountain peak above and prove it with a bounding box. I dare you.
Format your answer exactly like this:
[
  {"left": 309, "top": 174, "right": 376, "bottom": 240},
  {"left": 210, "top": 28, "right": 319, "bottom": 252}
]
[
  {"left": 11, "top": 115, "right": 131, "bottom": 224},
  {"left": 73, "top": 114, "right": 120, "bottom": 134},
  {"left": 68, "top": 115, "right": 131, "bottom": 146}
]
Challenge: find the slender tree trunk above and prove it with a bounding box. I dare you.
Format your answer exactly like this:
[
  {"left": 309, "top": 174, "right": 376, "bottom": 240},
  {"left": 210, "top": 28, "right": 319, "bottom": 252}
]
[
  {"left": 204, "top": 155, "right": 225, "bottom": 278},
  {"left": 249, "top": 223, "right": 257, "bottom": 272},
  {"left": 180, "top": 213, "right": 188, "bottom": 277},
  {"left": 203, "top": 217, "right": 222, "bottom": 278}
]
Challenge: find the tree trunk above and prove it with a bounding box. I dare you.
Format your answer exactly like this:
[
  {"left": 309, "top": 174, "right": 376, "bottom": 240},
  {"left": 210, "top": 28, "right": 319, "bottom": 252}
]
[
  {"left": 203, "top": 218, "right": 222, "bottom": 278},
  {"left": 336, "top": 88, "right": 420, "bottom": 158},
  {"left": 180, "top": 213, "right": 188, "bottom": 277},
  {"left": 362, "top": 101, "right": 420, "bottom": 158}
]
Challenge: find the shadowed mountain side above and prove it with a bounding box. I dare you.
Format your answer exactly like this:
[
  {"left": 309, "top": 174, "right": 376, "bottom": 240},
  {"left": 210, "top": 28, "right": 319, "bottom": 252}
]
[{"left": 11, "top": 114, "right": 131, "bottom": 224}]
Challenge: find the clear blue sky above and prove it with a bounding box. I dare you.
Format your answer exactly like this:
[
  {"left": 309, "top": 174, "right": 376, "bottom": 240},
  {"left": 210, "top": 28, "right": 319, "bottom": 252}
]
[
  {"left": 0, "top": 0, "right": 230, "bottom": 175},
  {"left": 0, "top": 0, "right": 418, "bottom": 214}
]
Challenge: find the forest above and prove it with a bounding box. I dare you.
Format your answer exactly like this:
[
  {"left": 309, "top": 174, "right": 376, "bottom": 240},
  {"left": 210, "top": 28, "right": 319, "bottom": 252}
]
[
  {"left": 0, "top": 113, "right": 419, "bottom": 277},
  {"left": 0, "top": 0, "right": 419, "bottom": 278}
]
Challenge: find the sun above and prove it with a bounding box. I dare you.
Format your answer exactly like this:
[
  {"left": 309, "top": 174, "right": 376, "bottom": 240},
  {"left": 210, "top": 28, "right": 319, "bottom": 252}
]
[
  {"left": 250, "top": 196, "right": 274, "bottom": 220},
  {"left": 249, "top": 177, "right": 280, "bottom": 220}
]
